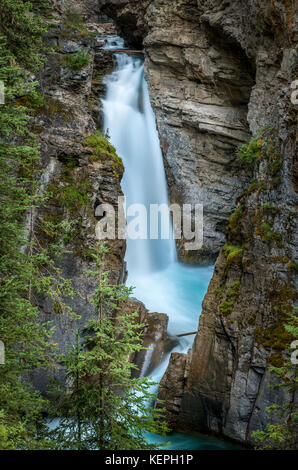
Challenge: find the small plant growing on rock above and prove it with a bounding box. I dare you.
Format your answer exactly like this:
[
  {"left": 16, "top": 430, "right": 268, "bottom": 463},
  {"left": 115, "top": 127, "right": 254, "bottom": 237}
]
[
  {"left": 236, "top": 129, "right": 283, "bottom": 186},
  {"left": 252, "top": 309, "right": 298, "bottom": 449},
  {"left": 63, "top": 50, "right": 90, "bottom": 72},
  {"left": 63, "top": 8, "right": 86, "bottom": 30},
  {"left": 222, "top": 244, "right": 243, "bottom": 265},
  {"left": 228, "top": 204, "right": 244, "bottom": 235},
  {"left": 237, "top": 136, "right": 263, "bottom": 164}
]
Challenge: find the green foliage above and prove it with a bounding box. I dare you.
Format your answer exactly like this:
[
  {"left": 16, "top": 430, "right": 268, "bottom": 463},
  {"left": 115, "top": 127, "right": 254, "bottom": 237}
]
[
  {"left": 0, "top": 0, "right": 49, "bottom": 70},
  {"left": 252, "top": 309, "right": 298, "bottom": 449},
  {"left": 228, "top": 204, "right": 244, "bottom": 235},
  {"left": 63, "top": 50, "right": 90, "bottom": 72},
  {"left": 37, "top": 97, "right": 73, "bottom": 122},
  {"left": 47, "top": 176, "right": 92, "bottom": 217},
  {"left": 222, "top": 244, "right": 243, "bottom": 264},
  {"left": 254, "top": 280, "right": 296, "bottom": 367},
  {"left": 63, "top": 7, "right": 87, "bottom": 32},
  {"left": 14, "top": 90, "right": 46, "bottom": 115},
  {"left": 58, "top": 154, "right": 80, "bottom": 169},
  {"left": 86, "top": 131, "right": 124, "bottom": 178},
  {"left": 251, "top": 204, "right": 282, "bottom": 246},
  {"left": 259, "top": 222, "right": 281, "bottom": 243},
  {"left": 219, "top": 281, "right": 241, "bottom": 316},
  {"left": 259, "top": 203, "right": 279, "bottom": 214},
  {"left": 59, "top": 183, "right": 91, "bottom": 213},
  {"left": 0, "top": 0, "right": 80, "bottom": 449},
  {"left": 236, "top": 130, "right": 283, "bottom": 186},
  {"left": 288, "top": 262, "right": 298, "bottom": 273},
  {"left": 255, "top": 313, "right": 294, "bottom": 368},
  {"left": 237, "top": 136, "right": 263, "bottom": 164},
  {"left": 215, "top": 286, "right": 223, "bottom": 297},
  {"left": 47, "top": 246, "right": 169, "bottom": 450}
]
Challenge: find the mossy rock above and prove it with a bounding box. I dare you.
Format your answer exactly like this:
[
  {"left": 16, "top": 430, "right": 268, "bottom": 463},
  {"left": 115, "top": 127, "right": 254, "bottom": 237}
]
[
  {"left": 37, "top": 97, "right": 74, "bottom": 122},
  {"left": 222, "top": 244, "right": 243, "bottom": 265},
  {"left": 228, "top": 204, "right": 244, "bottom": 235},
  {"left": 236, "top": 129, "right": 283, "bottom": 187},
  {"left": 219, "top": 280, "right": 241, "bottom": 316},
  {"left": 85, "top": 131, "right": 124, "bottom": 179},
  {"left": 254, "top": 281, "right": 297, "bottom": 365}
]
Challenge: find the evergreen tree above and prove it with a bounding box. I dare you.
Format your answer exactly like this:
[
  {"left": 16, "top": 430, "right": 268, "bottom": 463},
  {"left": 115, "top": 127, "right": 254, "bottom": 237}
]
[
  {"left": 49, "top": 246, "right": 169, "bottom": 450},
  {"left": 252, "top": 308, "right": 298, "bottom": 449},
  {"left": 0, "top": 0, "right": 75, "bottom": 449}
]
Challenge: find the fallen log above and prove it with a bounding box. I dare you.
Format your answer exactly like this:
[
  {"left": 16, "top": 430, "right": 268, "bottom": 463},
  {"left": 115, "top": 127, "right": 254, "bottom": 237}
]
[
  {"left": 107, "top": 49, "right": 143, "bottom": 54},
  {"left": 176, "top": 331, "right": 198, "bottom": 337}
]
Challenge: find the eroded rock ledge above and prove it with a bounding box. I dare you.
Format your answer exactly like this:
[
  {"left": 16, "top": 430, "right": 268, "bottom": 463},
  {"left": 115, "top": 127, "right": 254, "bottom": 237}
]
[{"left": 98, "top": 0, "right": 298, "bottom": 445}]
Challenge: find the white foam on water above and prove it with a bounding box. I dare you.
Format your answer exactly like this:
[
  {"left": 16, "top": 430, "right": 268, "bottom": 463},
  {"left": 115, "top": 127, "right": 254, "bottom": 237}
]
[{"left": 101, "top": 39, "right": 238, "bottom": 450}]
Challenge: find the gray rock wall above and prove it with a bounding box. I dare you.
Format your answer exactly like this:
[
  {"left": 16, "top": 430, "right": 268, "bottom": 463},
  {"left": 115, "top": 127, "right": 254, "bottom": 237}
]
[{"left": 98, "top": 0, "right": 298, "bottom": 445}]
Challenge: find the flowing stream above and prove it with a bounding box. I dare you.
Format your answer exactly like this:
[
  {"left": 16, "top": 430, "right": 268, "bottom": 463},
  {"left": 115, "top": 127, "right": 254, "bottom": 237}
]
[{"left": 101, "top": 37, "right": 237, "bottom": 450}]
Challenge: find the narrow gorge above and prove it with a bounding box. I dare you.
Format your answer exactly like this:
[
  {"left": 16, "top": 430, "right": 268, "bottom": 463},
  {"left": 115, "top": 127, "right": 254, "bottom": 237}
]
[
  {"left": 96, "top": 0, "right": 297, "bottom": 447},
  {"left": 0, "top": 0, "right": 297, "bottom": 452}
]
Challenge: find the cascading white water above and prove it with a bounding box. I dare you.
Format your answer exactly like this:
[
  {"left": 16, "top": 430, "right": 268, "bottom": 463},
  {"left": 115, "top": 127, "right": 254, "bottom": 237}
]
[
  {"left": 102, "top": 52, "right": 175, "bottom": 275},
  {"left": 101, "top": 38, "right": 237, "bottom": 450},
  {"left": 101, "top": 35, "right": 212, "bottom": 386}
]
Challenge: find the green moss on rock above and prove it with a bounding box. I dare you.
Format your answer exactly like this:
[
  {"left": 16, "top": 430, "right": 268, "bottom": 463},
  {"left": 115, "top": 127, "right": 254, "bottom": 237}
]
[
  {"left": 85, "top": 131, "right": 124, "bottom": 179},
  {"left": 219, "top": 280, "right": 241, "bottom": 316},
  {"left": 236, "top": 130, "right": 283, "bottom": 188},
  {"left": 228, "top": 204, "right": 244, "bottom": 235},
  {"left": 222, "top": 244, "right": 243, "bottom": 265},
  {"left": 47, "top": 179, "right": 92, "bottom": 217}
]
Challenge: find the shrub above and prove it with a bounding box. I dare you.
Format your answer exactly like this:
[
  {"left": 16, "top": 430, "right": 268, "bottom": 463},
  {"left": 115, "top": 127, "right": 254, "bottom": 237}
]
[
  {"left": 47, "top": 178, "right": 92, "bottom": 217},
  {"left": 64, "top": 8, "right": 86, "bottom": 30},
  {"left": 237, "top": 137, "right": 263, "bottom": 164},
  {"left": 257, "top": 221, "right": 282, "bottom": 245},
  {"left": 63, "top": 50, "right": 90, "bottom": 72},
  {"left": 236, "top": 130, "right": 283, "bottom": 185}
]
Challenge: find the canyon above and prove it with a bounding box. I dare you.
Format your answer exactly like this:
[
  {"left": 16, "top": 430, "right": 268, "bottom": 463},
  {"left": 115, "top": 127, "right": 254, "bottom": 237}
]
[
  {"left": 99, "top": 0, "right": 298, "bottom": 446},
  {"left": 35, "top": 0, "right": 297, "bottom": 447}
]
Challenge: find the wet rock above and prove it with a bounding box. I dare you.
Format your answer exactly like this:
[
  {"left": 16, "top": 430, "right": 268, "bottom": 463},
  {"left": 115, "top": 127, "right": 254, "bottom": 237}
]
[
  {"left": 123, "top": 299, "right": 179, "bottom": 378},
  {"left": 156, "top": 350, "right": 192, "bottom": 428},
  {"left": 135, "top": 312, "right": 178, "bottom": 377},
  {"left": 98, "top": 0, "right": 298, "bottom": 446}
]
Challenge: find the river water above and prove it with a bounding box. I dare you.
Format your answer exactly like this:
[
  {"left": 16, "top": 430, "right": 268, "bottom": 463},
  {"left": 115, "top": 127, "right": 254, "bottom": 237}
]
[{"left": 101, "top": 37, "right": 236, "bottom": 450}]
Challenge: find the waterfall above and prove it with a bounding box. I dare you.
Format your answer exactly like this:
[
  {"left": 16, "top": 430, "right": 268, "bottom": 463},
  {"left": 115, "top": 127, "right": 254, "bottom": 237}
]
[
  {"left": 101, "top": 38, "right": 238, "bottom": 449},
  {"left": 102, "top": 36, "right": 213, "bottom": 366},
  {"left": 102, "top": 52, "right": 175, "bottom": 275}
]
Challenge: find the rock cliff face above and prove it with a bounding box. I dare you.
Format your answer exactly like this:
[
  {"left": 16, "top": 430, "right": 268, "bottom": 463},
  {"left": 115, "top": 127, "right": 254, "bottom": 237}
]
[
  {"left": 32, "top": 2, "right": 174, "bottom": 390},
  {"left": 99, "top": 0, "right": 257, "bottom": 263},
  {"left": 31, "top": 10, "right": 124, "bottom": 391},
  {"left": 98, "top": 0, "right": 297, "bottom": 445}
]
